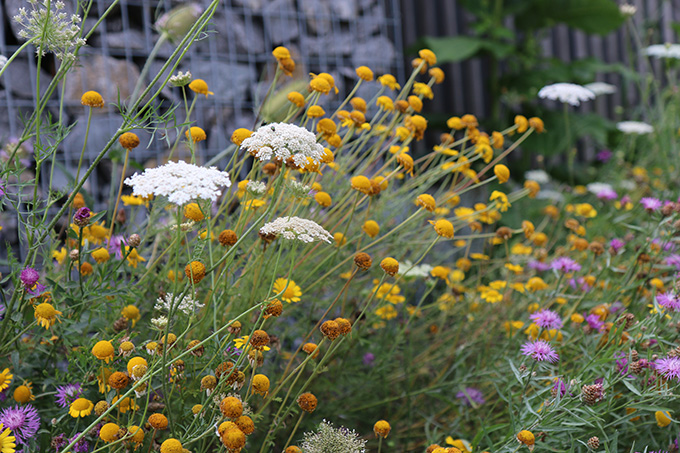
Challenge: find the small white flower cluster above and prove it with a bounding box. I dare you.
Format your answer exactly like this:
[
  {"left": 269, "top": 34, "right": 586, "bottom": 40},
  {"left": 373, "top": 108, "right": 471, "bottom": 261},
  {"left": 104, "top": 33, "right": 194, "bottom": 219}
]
[
  {"left": 14, "top": 0, "right": 86, "bottom": 61},
  {"left": 398, "top": 260, "right": 433, "bottom": 278},
  {"left": 644, "top": 44, "right": 680, "bottom": 60},
  {"left": 259, "top": 216, "right": 333, "bottom": 244},
  {"left": 538, "top": 83, "right": 595, "bottom": 106},
  {"left": 155, "top": 292, "right": 205, "bottom": 315},
  {"left": 620, "top": 4, "right": 636, "bottom": 16},
  {"left": 586, "top": 182, "right": 614, "bottom": 196},
  {"left": 584, "top": 82, "right": 616, "bottom": 96},
  {"left": 524, "top": 169, "right": 550, "bottom": 184},
  {"left": 287, "top": 179, "right": 311, "bottom": 198},
  {"left": 125, "top": 160, "right": 231, "bottom": 205},
  {"left": 0, "top": 56, "right": 7, "bottom": 71},
  {"left": 616, "top": 121, "right": 653, "bottom": 135},
  {"left": 151, "top": 316, "right": 168, "bottom": 330},
  {"left": 301, "top": 420, "right": 366, "bottom": 453},
  {"left": 240, "top": 122, "right": 324, "bottom": 167},
  {"left": 169, "top": 70, "right": 192, "bottom": 87},
  {"left": 246, "top": 180, "right": 267, "bottom": 196}
]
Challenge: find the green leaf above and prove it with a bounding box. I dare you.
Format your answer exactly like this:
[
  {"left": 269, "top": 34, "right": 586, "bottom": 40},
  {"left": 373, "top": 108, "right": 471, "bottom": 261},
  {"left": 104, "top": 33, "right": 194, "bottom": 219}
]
[
  {"left": 516, "top": 0, "right": 624, "bottom": 35},
  {"left": 621, "top": 378, "right": 641, "bottom": 396},
  {"left": 415, "top": 36, "right": 514, "bottom": 63}
]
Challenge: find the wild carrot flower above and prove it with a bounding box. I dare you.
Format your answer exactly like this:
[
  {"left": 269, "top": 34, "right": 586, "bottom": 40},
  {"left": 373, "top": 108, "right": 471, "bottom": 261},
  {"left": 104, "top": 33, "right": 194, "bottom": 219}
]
[
  {"left": 0, "top": 405, "right": 40, "bottom": 444},
  {"left": 155, "top": 293, "right": 204, "bottom": 316},
  {"left": 521, "top": 340, "right": 559, "bottom": 363},
  {"left": 616, "top": 121, "right": 653, "bottom": 134},
  {"left": 240, "top": 122, "right": 324, "bottom": 167},
  {"left": 538, "top": 83, "right": 595, "bottom": 106},
  {"left": 530, "top": 309, "right": 563, "bottom": 330},
  {"left": 125, "top": 160, "right": 231, "bottom": 205},
  {"left": 259, "top": 217, "right": 333, "bottom": 244},
  {"left": 301, "top": 420, "right": 366, "bottom": 453}
]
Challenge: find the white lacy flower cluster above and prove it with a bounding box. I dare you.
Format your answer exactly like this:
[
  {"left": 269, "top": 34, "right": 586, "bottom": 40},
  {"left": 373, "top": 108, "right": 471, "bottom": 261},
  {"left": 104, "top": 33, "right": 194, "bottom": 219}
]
[
  {"left": 616, "top": 121, "right": 653, "bottom": 135},
  {"left": 644, "top": 44, "right": 680, "bottom": 60},
  {"left": 246, "top": 180, "right": 267, "bottom": 196},
  {"left": 169, "top": 70, "right": 192, "bottom": 87},
  {"left": 301, "top": 420, "right": 366, "bottom": 453},
  {"left": 125, "top": 160, "right": 231, "bottom": 205},
  {"left": 259, "top": 216, "right": 333, "bottom": 244},
  {"left": 155, "top": 292, "right": 204, "bottom": 316},
  {"left": 538, "top": 83, "right": 595, "bottom": 106},
  {"left": 584, "top": 82, "right": 616, "bottom": 96},
  {"left": 240, "top": 122, "right": 324, "bottom": 167},
  {"left": 14, "top": 0, "right": 86, "bottom": 61}
]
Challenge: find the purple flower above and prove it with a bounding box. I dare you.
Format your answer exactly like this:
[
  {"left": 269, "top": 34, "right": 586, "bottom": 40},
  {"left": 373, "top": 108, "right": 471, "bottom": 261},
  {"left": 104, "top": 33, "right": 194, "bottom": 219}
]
[
  {"left": 552, "top": 378, "right": 568, "bottom": 397},
  {"left": 655, "top": 356, "right": 680, "bottom": 382},
  {"left": 528, "top": 260, "right": 551, "bottom": 272},
  {"left": 26, "top": 283, "right": 47, "bottom": 297},
  {"left": 657, "top": 292, "right": 680, "bottom": 312},
  {"left": 521, "top": 339, "right": 559, "bottom": 363},
  {"left": 19, "top": 268, "right": 39, "bottom": 288},
  {"left": 73, "top": 207, "right": 92, "bottom": 226},
  {"left": 51, "top": 433, "right": 67, "bottom": 450},
  {"left": 640, "top": 197, "right": 663, "bottom": 212},
  {"left": 596, "top": 149, "right": 612, "bottom": 162},
  {"left": 551, "top": 257, "right": 581, "bottom": 273},
  {"left": 0, "top": 184, "right": 5, "bottom": 197},
  {"left": 615, "top": 352, "right": 628, "bottom": 375},
  {"left": 0, "top": 303, "right": 4, "bottom": 321},
  {"left": 586, "top": 314, "right": 605, "bottom": 331},
  {"left": 0, "top": 404, "right": 40, "bottom": 444},
  {"left": 68, "top": 433, "right": 90, "bottom": 452},
  {"left": 456, "top": 387, "right": 485, "bottom": 406},
  {"left": 55, "top": 383, "right": 83, "bottom": 408},
  {"left": 666, "top": 254, "right": 680, "bottom": 271},
  {"left": 609, "top": 238, "right": 625, "bottom": 254},
  {"left": 596, "top": 188, "right": 618, "bottom": 201},
  {"left": 363, "top": 352, "right": 375, "bottom": 366},
  {"left": 107, "top": 235, "right": 127, "bottom": 259},
  {"left": 530, "top": 309, "right": 563, "bottom": 330}
]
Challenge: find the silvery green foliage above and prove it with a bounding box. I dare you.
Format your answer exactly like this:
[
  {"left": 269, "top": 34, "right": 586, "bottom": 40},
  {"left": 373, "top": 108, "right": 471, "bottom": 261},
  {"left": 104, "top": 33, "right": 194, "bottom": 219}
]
[
  {"left": 301, "top": 420, "right": 367, "bottom": 453},
  {"left": 14, "top": 0, "right": 86, "bottom": 61}
]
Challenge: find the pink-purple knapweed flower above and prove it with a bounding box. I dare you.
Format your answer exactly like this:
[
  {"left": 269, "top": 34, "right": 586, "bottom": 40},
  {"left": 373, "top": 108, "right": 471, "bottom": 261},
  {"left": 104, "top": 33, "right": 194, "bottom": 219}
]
[
  {"left": 528, "top": 260, "right": 551, "bottom": 272},
  {"left": 456, "top": 387, "right": 485, "bottom": 406},
  {"left": 55, "top": 383, "right": 83, "bottom": 408},
  {"left": 551, "top": 257, "right": 581, "bottom": 273},
  {"left": 596, "top": 149, "right": 612, "bottom": 162},
  {"left": 585, "top": 313, "right": 605, "bottom": 331},
  {"left": 73, "top": 207, "right": 92, "bottom": 226},
  {"left": 521, "top": 339, "right": 559, "bottom": 363},
  {"left": 20, "top": 267, "right": 39, "bottom": 288},
  {"left": 0, "top": 404, "right": 40, "bottom": 444},
  {"left": 657, "top": 292, "right": 680, "bottom": 312},
  {"left": 655, "top": 356, "right": 680, "bottom": 382},
  {"left": 640, "top": 197, "right": 663, "bottom": 212},
  {"left": 530, "top": 309, "right": 563, "bottom": 330},
  {"left": 596, "top": 188, "right": 618, "bottom": 201},
  {"left": 609, "top": 238, "right": 625, "bottom": 254}
]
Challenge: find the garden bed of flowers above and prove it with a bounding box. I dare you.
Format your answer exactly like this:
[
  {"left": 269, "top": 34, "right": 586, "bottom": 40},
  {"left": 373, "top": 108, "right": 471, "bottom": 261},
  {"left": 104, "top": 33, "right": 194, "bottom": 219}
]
[{"left": 1, "top": 1, "right": 679, "bottom": 453}]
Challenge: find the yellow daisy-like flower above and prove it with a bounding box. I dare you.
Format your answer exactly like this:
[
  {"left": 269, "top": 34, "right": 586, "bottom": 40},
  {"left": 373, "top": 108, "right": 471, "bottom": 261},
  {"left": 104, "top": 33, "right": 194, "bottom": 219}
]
[
  {"left": 52, "top": 247, "right": 67, "bottom": 265},
  {"left": 121, "top": 195, "right": 148, "bottom": 207},
  {"left": 125, "top": 247, "right": 146, "bottom": 268},
  {"left": 1, "top": 369, "right": 14, "bottom": 393},
  {"left": 112, "top": 395, "right": 139, "bottom": 414},
  {"left": 273, "top": 278, "right": 302, "bottom": 303},
  {"left": 0, "top": 423, "right": 16, "bottom": 453},
  {"left": 34, "top": 303, "right": 62, "bottom": 329},
  {"left": 233, "top": 336, "right": 271, "bottom": 351},
  {"left": 69, "top": 398, "right": 94, "bottom": 418},
  {"left": 121, "top": 305, "right": 141, "bottom": 327},
  {"left": 375, "top": 305, "right": 398, "bottom": 320},
  {"left": 188, "top": 79, "right": 214, "bottom": 97}
]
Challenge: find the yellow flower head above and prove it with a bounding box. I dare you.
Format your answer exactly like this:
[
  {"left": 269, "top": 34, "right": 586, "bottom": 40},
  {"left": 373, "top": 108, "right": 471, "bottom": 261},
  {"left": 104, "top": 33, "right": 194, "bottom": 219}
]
[
  {"left": 273, "top": 278, "right": 302, "bottom": 303},
  {"left": 362, "top": 220, "right": 380, "bottom": 238},
  {"left": 287, "top": 91, "right": 305, "bottom": 108},
  {"left": 378, "top": 74, "right": 400, "bottom": 90},
  {"left": 418, "top": 48, "right": 437, "bottom": 65},
  {"left": 69, "top": 398, "right": 94, "bottom": 418},
  {"left": 186, "top": 126, "right": 207, "bottom": 143},
  {"left": 81, "top": 90, "right": 105, "bottom": 108},
  {"left": 0, "top": 423, "right": 16, "bottom": 452},
  {"left": 92, "top": 247, "right": 110, "bottom": 264},
  {"left": 494, "top": 164, "right": 510, "bottom": 183},
  {"left": 34, "top": 302, "right": 62, "bottom": 329},
  {"left": 188, "top": 79, "right": 214, "bottom": 97},
  {"left": 272, "top": 46, "right": 291, "bottom": 61},
  {"left": 0, "top": 369, "right": 13, "bottom": 392},
  {"left": 231, "top": 128, "right": 253, "bottom": 145},
  {"left": 355, "top": 66, "right": 374, "bottom": 81}
]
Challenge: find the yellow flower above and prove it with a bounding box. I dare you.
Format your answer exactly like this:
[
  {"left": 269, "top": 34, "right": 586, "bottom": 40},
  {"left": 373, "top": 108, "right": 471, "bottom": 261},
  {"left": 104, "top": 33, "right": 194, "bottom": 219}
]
[
  {"left": 376, "top": 95, "right": 394, "bottom": 111},
  {"left": 188, "top": 79, "right": 213, "bottom": 97},
  {"left": 375, "top": 305, "right": 398, "bottom": 320},
  {"left": 419, "top": 48, "right": 437, "bottom": 65},
  {"left": 413, "top": 82, "right": 433, "bottom": 99},
  {"left": 656, "top": 410, "right": 672, "bottom": 427},
  {"left": 273, "top": 278, "right": 302, "bottom": 303},
  {"left": 504, "top": 320, "right": 524, "bottom": 335},
  {"left": 489, "top": 191, "right": 510, "bottom": 212},
  {"left": 125, "top": 247, "right": 146, "bottom": 268},
  {"left": 13, "top": 383, "right": 34, "bottom": 404},
  {"left": 0, "top": 423, "right": 16, "bottom": 453},
  {"left": 34, "top": 303, "right": 62, "bottom": 329},
  {"left": 112, "top": 396, "right": 139, "bottom": 413},
  {"left": 52, "top": 247, "right": 67, "bottom": 265},
  {"left": 355, "top": 66, "right": 374, "bottom": 81},
  {"left": 470, "top": 253, "right": 489, "bottom": 260},
  {"left": 81, "top": 90, "right": 105, "bottom": 108},
  {"left": 373, "top": 280, "right": 406, "bottom": 304},
  {"left": 526, "top": 277, "right": 548, "bottom": 292},
  {"left": 511, "top": 244, "right": 532, "bottom": 255},
  {"left": 0, "top": 369, "right": 14, "bottom": 392},
  {"left": 431, "top": 219, "right": 454, "bottom": 239},
  {"left": 287, "top": 91, "right": 305, "bottom": 107},
  {"left": 445, "top": 437, "right": 471, "bottom": 452},
  {"left": 186, "top": 126, "right": 207, "bottom": 143},
  {"left": 517, "top": 430, "right": 535, "bottom": 450},
  {"left": 121, "top": 195, "right": 148, "bottom": 206},
  {"left": 92, "top": 340, "right": 115, "bottom": 363},
  {"left": 480, "top": 288, "right": 503, "bottom": 304},
  {"left": 378, "top": 74, "right": 400, "bottom": 90},
  {"left": 121, "top": 305, "right": 141, "bottom": 326},
  {"left": 362, "top": 220, "right": 380, "bottom": 238},
  {"left": 494, "top": 164, "right": 510, "bottom": 183},
  {"left": 69, "top": 398, "right": 94, "bottom": 418},
  {"left": 92, "top": 247, "right": 110, "bottom": 264},
  {"left": 233, "top": 336, "right": 270, "bottom": 351},
  {"left": 505, "top": 263, "right": 523, "bottom": 274},
  {"left": 575, "top": 203, "right": 597, "bottom": 218},
  {"left": 243, "top": 199, "right": 266, "bottom": 210}
]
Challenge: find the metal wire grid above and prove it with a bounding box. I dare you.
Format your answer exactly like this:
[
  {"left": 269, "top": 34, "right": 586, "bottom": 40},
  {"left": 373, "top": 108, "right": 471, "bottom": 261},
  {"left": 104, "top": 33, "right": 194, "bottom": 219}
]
[{"left": 0, "top": 0, "right": 404, "bottom": 205}]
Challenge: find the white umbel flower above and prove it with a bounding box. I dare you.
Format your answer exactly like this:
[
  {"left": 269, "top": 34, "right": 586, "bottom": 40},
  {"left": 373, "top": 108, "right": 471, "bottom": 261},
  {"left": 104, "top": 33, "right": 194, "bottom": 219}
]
[
  {"left": 0, "top": 56, "right": 7, "bottom": 71},
  {"left": 301, "top": 420, "right": 367, "bottom": 453},
  {"left": 538, "top": 83, "right": 595, "bottom": 106},
  {"left": 644, "top": 44, "right": 680, "bottom": 59},
  {"left": 620, "top": 4, "right": 636, "bottom": 16},
  {"left": 155, "top": 292, "right": 204, "bottom": 316},
  {"left": 524, "top": 169, "right": 550, "bottom": 184},
  {"left": 616, "top": 121, "right": 653, "bottom": 134},
  {"left": 584, "top": 82, "right": 616, "bottom": 96},
  {"left": 124, "top": 160, "right": 231, "bottom": 205},
  {"left": 246, "top": 180, "right": 267, "bottom": 196},
  {"left": 259, "top": 216, "right": 333, "bottom": 243},
  {"left": 240, "top": 122, "right": 324, "bottom": 167}
]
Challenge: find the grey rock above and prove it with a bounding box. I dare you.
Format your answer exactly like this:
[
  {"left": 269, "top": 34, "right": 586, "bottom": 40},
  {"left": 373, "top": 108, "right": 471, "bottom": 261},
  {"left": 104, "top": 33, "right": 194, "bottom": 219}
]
[
  {"left": 330, "top": 0, "right": 357, "bottom": 19},
  {"left": 352, "top": 36, "right": 395, "bottom": 73},
  {"left": 357, "top": 5, "right": 385, "bottom": 38},
  {"left": 232, "top": 0, "right": 265, "bottom": 11},
  {"left": 0, "top": 90, "right": 33, "bottom": 138},
  {"left": 103, "top": 30, "right": 147, "bottom": 51},
  {"left": 1, "top": 55, "right": 53, "bottom": 99},
  {"left": 196, "top": 10, "right": 265, "bottom": 55},
  {"left": 263, "top": 0, "right": 299, "bottom": 44},
  {"left": 300, "top": 0, "right": 331, "bottom": 35},
  {"left": 180, "top": 61, "right": 255, "bottom": 104},
  {"left": 303, "top": 34, "right": 353, "bottom": 57},
  {"left": 63, "top": 54, "right": 140, "bottom": 113},
  {"left": 358, "top": 0, "right": 378, "bottom": 11}
]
